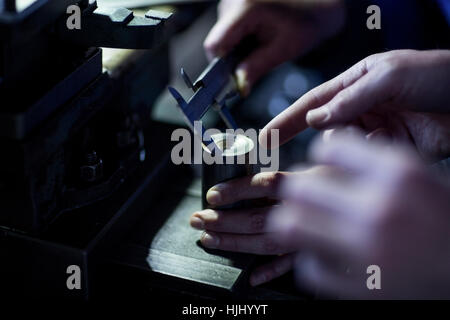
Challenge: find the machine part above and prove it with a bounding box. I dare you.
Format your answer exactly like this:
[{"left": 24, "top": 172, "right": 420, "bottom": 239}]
[
  {"left": 145, "top": 9, "right": 173, "bottom": 21},
  {"left": 56, "top": 2, "right": 173, "bottom": 49},
  {"left": 0, "top": 48, "right": 103, "bottom": 139},
  {"left": 97, "top": 0, "right": 217, "bottom": 7},
  {"left": 80, "top": 151, "right": 103, "bottom": 183},
  {"left": 116, "top": 117, "right": 138, "bottom": 148},
  {"left": 202, "top": 133, "right": 254, "bottom": 210},
  {"left": 0, "top": 41, "right": 172, "bottom": 233},
  {"left": 0, "top": 71, "right": 113, "bottom": 233},
  {"left": 181, "top": 67, "right": 195, "bottom": 92},
  {"left": 1, "top": 121, "right": 180, "bottom": 298}
]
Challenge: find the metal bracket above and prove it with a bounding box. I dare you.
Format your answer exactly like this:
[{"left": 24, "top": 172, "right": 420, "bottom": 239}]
[{"left": 56, "top": 2, "right": 173, "bottom": 49}]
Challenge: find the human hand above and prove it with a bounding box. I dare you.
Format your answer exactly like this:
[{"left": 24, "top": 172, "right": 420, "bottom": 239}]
[
  {"left": 190, "top": 169, "right": 332, "bottom": 286},
  {"left": 204, "top": 0, "right": 345, "bottom": 95},
  {"left": 269, "top": 131, "right": 450, "bottom": 299},
  {"left": 261, "top": 50, "right": 450, "bottom": 161}
]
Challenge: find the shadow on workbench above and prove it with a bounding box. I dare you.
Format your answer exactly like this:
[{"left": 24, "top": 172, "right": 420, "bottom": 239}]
[{"left": 95, "top": 161, "right": 315, "bottom": 300}]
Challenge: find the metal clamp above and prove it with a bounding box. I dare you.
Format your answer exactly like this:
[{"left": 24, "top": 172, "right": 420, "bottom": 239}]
[{"left": 57, "top": 1, "right": 173, "bottom": 49}]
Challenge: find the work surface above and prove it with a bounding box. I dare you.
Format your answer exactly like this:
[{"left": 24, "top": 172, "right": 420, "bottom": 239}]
[
  {"left": 108, "top": 169, "right": 305, "bottom": 299},
  {"left": 110, "top": 174, "right": 255, "bottom": 292}
]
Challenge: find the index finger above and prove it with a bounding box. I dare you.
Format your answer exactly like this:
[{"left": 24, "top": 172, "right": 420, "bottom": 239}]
[{"left": 259, "top": 57, "right": 370, "bottom": 149}]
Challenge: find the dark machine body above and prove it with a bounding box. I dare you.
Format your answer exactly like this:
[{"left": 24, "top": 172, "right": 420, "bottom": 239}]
[
  {"left": 0, "top": 0, "right": 305, "bottom": 300},
  {"left": 0, "top": 0, "right": 175, "bottom": 233},
  {"left": 0, "top": 0, "right": 194, "bottom": 298}
]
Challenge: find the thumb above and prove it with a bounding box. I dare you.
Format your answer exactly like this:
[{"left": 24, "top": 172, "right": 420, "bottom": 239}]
[
  {"left": 234, "top": 41, "right": 289, "bottom": 96},
  {"left": 305, "top": 68, "right": 396, "bottom": 129},
  {"left": 203, "top": 2, "right": 254, "bottom": 60}
]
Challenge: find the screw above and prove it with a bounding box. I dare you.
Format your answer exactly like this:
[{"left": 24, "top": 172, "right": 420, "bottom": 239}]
[
  {"left": 80, "top": 151, "right": 103, "bottom": 183},
  {"left": 85, "top": 151, "right": 98, "bottom": 165}
]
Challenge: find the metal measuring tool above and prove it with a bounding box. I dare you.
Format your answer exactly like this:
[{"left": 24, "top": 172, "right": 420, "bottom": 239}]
[{"left": 168, "top": 39, "right": 256, "bottom": 153}]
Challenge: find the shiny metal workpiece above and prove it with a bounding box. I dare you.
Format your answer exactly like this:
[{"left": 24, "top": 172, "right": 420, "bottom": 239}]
[{"left": 202, "top": 133, "right": 255, "bottom": 210}]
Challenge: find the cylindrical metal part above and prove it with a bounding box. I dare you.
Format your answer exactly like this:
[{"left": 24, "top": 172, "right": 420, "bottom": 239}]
[{"left": 202, "top": 133, "right": 255, "bottom": 210}]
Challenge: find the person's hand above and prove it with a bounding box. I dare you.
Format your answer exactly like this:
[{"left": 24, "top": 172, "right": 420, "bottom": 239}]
[
  {"left": 190, "top": 169, "right": 332, "bottom": 286},
  {"left": 260, "top": 50, "right": 450, "bottom": 162},
  {"left": 204, "top": 0, "right": 345, "bottom": 95},
  {"left": 269, "top": 131, "right": 450, "bottom": 299}
]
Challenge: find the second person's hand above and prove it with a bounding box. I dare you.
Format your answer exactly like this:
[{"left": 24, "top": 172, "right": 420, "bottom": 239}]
[
  {"left": 204, "top": 0, "right": 345, "bottom": 95},
  {"left": 190, "top": 169, "right": 333, "bottom": 286},
  {"left": 260, "top": 50, "right": 450, "bottom": 162}
]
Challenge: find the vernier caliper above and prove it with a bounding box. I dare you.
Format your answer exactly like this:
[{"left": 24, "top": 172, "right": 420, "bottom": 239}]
[{"left": 168, "top": 44, "right": 250, "bottom": 154}]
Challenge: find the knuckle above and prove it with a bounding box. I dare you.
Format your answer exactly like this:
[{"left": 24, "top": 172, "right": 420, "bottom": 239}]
[
  {"left": 262, "top": 237, "right": 279, "bottom": 254},
  {"left": 264, "top": 268, "right": 276, "bottom": 281},
  {"left": 366, "top": 52, "right": 385, "bottom": 65},
  {"left": 272, "top": 261, "right": 286, "bottom": 276},
  {"left": 330, "top": 92, "right": 347, "bottom": 115},
  {"left": 380, "top": 56, "right": 401, "bottom": 70},
  {"left": 366, "top": 53, "right": 379, "bottom": 61},
  {"left": 218, "top": 186, "right": 234, "bottom": 203},
  {"left": 220, "top": 234, "right": 238, "bottom": 251},
  {"left": 229, "top": 236, "right": 240, "bottom": 251},
  {"left": 378, "top": 58, "right": 406, "bottom": 80},
  {"left": 255, "top": 171, "right": 284, "bottom": 193},
  {"left": 309, "top": 86, "right": 323, "bottom": 106},
  {"left": 207, "top": 211, "right": 223, "bottom": 229},
  {"left": 249, "top": 211, "right": 266, "bottom": 233}
]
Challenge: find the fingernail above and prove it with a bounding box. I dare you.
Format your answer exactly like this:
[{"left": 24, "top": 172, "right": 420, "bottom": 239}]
[
  {"left": 206, "top": 185, "right": 224, "bottom": 205},
  {"left": 250, "top": 273, "right": 267, "bottom": 287},
  {"left": 321, "top": 129, "right": 334, "bottom": 142},
  {"left": 206, "top": 190, "right": 221, "bottom": 205},
  {"left": 306, "top": 108, "right": 330, "bottom": 126},
  {"left": 201, "top": 232, "right": 220, "bottom": 248},
  {"left": 190, "top": 216, "right": 204, "bottom": 230},
  {"left": 235, "top": 68, "right": 250, "bottom": 97}
]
